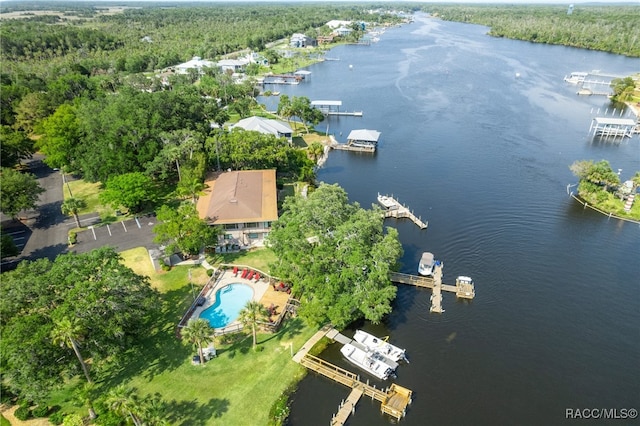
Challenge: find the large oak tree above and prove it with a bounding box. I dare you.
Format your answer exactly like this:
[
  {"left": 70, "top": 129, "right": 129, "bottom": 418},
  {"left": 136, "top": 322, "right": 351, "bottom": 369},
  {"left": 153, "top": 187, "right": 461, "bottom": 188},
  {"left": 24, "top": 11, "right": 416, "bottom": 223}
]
[
  {"left": 0, "top": 248, "right": 157, "bottom": 402},
  {"left": 266, "top": 183, "right": 403, "bottom": 328}
]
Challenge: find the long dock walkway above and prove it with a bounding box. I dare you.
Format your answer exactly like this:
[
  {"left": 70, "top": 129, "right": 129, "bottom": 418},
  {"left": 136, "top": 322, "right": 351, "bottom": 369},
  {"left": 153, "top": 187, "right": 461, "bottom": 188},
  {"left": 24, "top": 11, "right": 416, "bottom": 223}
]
[
  {"left": 377, "top": 194, "right": 428, "bottom": 229},
  {"left": 292, "top": 327, "right": 412, "bottom": 424}
]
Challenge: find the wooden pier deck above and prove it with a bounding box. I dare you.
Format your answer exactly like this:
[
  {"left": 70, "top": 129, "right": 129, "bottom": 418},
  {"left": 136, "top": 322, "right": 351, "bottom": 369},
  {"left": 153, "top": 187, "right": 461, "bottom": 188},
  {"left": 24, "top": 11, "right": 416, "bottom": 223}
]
[
  {"left": 331, "top": 143, "right": 375, "bottom": 152},
  {"left": 377, "top": 194, "right": 428, "bottom": 229},
  {"left": 331, "top": 387, "right": 363, "bottom": 426},
  {"left": 293, "top": 327, "right": 412, "bottom": 423},
  {"left": 390, "top": 264, "right": 475, "bottom": 313}
]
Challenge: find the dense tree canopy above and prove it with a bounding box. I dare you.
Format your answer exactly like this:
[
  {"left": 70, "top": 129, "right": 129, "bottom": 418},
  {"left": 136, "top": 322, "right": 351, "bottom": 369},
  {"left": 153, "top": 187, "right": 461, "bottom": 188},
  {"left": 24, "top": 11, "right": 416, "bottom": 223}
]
[
  {"left": 100, "top": 172, "right": 157, "bottom": 213},
  {"left": 0, "top": 125, "right": 34, "bottom": 168},
  {"left": 154, "top": 202, "right": 219, "bottom": 256},
  {"left": 0, "top": 248, "right": 157, "bottom": 402},
  {"left": 267, "top": 184, "right": 403, "bottom": 328},
  {"left": 426, "top": 5, "right": 640, "bottom": 57},
  {"left": 0, "top": 167, "right": 44, "bottom": 219}
]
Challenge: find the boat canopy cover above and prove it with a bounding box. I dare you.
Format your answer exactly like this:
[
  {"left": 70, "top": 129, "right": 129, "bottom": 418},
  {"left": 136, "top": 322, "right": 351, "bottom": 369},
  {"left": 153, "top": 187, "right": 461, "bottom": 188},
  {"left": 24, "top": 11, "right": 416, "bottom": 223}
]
[{"left": 420, "top": 252, "right": 434, "bottom": 265}]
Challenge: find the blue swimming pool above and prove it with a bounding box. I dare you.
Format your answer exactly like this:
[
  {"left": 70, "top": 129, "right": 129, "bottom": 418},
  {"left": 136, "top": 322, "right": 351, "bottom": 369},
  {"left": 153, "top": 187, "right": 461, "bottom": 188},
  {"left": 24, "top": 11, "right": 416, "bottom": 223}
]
[{"left": 199, "top": 283, "right": 254, "bottom": 329}]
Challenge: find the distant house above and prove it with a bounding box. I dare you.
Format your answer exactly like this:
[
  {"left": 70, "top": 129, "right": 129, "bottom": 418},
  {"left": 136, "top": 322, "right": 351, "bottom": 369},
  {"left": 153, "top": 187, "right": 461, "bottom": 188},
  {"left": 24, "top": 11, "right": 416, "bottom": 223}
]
[
  {"left": 326, "top": 20, "right": 352, "bottom": 29},
  {"left": 317, "top": 35, "right": 335, "bottom": 44},
  {"left": 334, "top": 27, "right": 353, "bottom": 37},
  {"left": 230, "top": 116, "right": 293, "bottom": 143},
  {"left": 217, "top": 58, "right": 250, "bottom": 73},
  {"left": 290, "top": 33, "right": 317, "bottom": 48},
  {"left": 196, "top": 169, "right": 278, "bottom": 249},
  {"left": 175, "top": 56, "right": 215, "bottom": 75}
]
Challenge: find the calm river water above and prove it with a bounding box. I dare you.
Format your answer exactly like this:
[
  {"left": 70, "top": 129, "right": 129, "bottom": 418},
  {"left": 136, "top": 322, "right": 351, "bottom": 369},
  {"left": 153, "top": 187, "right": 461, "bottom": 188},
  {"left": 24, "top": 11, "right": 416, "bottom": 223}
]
[{"left": 269, "top": 14, "right": 639, "bottom": 425}]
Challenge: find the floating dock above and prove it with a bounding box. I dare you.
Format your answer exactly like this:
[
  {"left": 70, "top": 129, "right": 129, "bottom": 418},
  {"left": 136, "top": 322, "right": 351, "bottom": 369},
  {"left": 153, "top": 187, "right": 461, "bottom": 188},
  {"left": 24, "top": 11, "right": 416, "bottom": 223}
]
[
  {"left": 293, "top": 326, "right": 413, "bottom": 424},
  {"left": 377, "top": 194, "right": 428, "bottom": 229}
]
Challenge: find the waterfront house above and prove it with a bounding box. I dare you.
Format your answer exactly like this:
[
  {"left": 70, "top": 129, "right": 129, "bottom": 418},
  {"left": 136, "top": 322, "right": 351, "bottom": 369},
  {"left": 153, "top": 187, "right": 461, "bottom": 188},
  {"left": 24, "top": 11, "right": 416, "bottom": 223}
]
[
  {"left": 217, "top": 58, "right": 250, "bottom": 74},
  {"left": 334, "top": 27, "right": 353, "bottom": 37},
  {"left": 290, "top": 33, "right": 317, "bottom": 48},
  {"left": 326, "top": 20, "right": 352, "bottom": 29},
  {"left": 175, "top": 56, "right": 216, "bottom": 75},
  {"left": 230, "top": 116, "right": 293, "bottom": 144},
  {"left": 196, "top": 169, "right": 278, "bottom": 250}
]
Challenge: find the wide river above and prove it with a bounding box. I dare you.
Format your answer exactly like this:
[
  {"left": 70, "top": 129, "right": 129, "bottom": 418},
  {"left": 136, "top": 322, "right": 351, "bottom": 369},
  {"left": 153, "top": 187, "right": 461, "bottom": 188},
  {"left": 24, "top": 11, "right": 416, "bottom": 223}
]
[{"left": 266, "top": 13, "right": 640, "bottom": 425}]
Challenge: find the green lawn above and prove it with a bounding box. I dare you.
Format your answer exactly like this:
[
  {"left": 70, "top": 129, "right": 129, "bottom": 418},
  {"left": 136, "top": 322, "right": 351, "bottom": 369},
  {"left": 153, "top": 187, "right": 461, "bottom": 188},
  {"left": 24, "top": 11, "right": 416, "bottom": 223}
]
[
  {"left": 208, "top": 247, "right": 278, "bottom": 275},
  {"left": 64, "top": 178, "right": 114, "bottom": 217},
  {"left": 89, "top": 247, "right": 316, "bottom": 425}
]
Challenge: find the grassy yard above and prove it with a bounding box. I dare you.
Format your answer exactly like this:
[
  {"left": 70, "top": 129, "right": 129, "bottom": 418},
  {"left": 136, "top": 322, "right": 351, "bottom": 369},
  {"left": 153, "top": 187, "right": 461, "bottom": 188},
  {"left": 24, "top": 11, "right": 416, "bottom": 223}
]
[
  {"left": 99, "top": 247, "right": 315, "bottom": 426},
  {"left": 207, "top": 247, "right": 278, "bottom": 275},
  {"left": 64, "top": 178, "right": 114, "bottom": 217}
]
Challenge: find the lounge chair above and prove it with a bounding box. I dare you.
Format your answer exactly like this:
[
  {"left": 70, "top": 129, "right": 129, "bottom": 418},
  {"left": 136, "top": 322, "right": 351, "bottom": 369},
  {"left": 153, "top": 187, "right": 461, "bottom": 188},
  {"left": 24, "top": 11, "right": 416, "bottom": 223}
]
[
  {"left": 247, "top": 270, "right": 255, "bottom": 280},
  {"left": 241, "top": 268, "right": 249, "bottom": 279},
  {"left": 254, "top": 273, "right": 261, "bottom": 282},
  {"left": 233, "top": 266, "right": 238, "bottom": 276}
]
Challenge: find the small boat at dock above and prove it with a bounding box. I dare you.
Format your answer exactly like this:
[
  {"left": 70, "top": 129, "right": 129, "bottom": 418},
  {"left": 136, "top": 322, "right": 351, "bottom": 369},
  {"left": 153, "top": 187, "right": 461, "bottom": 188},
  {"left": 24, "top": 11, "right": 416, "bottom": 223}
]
[
  {"left": 564, "top": 71, "right": 588, "bottom": 84},
  {"left": 418, "top": 252, "right": 436, "bottom": 277},
  {"left": 340, "top": 343, "right": 396, "bottom": 380},
  {"left": 353, "top": 330, "right": 408, "bottom": 364}
]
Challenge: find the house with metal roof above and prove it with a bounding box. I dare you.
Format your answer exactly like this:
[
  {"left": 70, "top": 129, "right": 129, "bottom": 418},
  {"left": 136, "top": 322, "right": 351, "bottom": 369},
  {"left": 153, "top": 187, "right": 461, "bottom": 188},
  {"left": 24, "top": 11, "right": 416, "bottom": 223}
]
[
  {"left": 175, "top": 56, "right": 216, "bottom": 75},
  {"left": 230, "top": 116, "right": 293, "bottom": 143},
  {"left": 217, "top": 58, "right": 250, "bottom": 74},
  {"left": 290, "top": 33, "right": 317, "bottom": 48},
  {"left": 196, "top": 169, "right": 278, "bottom": 249}
]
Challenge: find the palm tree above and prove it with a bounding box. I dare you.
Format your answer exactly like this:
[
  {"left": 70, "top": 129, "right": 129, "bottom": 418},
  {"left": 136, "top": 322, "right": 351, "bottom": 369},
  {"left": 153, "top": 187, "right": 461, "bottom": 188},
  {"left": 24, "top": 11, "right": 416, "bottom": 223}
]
[
  {"left": 106, "top": 384, "right": 143, "bottom": 426},
  {"left": 74, "top": 382, "right": 97, "bottom": 420},
  {"left": 181, "top": 318, "right": 213, "bottom": 365},
  {"left": 308, "top": 141, "right": 324, "bottom": 164},
  {"left": 51, "top": 317, "right": 92, "bottom": 384},
  {"left": 61, "top": 197, "right": 87, "bottom": 228},
  {"left": 238, "top": 301, "right": 269, "bottom": 350},
  {"left": 177, "top": 178, "right": 207, "bottom": 204}
]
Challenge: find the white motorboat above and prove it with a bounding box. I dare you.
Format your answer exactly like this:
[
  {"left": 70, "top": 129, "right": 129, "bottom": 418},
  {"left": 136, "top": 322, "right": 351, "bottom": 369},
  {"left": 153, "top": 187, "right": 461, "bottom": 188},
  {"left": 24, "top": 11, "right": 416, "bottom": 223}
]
[
  {"left": 340, "top": 343, "right": 396, "bottom": 380},
  {"left": 353, "top": 330, "right": 407, "bottom": 364},
  {"left": 564, "top": 71, "right": 588, "bottom": 84},
  {"left": 418, "top": 252, "right": 435, "bottom": 276}
]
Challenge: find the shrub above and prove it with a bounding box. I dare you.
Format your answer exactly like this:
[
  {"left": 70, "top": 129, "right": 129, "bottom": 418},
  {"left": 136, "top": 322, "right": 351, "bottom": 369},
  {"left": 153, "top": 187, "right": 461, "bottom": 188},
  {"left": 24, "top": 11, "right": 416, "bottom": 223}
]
[
  {"left": 32, "top": 404, "right": 49, "bottom": 417},
  {"left": 49, "top": 411, "right": 65, "bottom": 425},
  {"left": 161, "top": 262, "right": 171, "bottom": 271},
  {"left": 14, "top": 406, "right": 31, "bottom": 421},
  {"left": 206, "top": 269, "right": 214, "bottom": 277},
  {"left": 68, "top": 230, "right": 77, "bottom": 245}
]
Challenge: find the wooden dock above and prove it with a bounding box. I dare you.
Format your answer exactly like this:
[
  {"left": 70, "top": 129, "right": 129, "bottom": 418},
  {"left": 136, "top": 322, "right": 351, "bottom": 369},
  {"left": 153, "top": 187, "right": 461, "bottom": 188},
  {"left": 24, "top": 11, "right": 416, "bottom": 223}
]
[
  {"left": 293, "top": 327, "right": 412, "bottom": 424},
  {"left": 377, "top": 194, "right": 428, "bottom": 229},
  {"left": 390, "top": 264, "right": 475, "bottom": 313},
  {"left": 331, "top": 143, "right": 375, "bottom": 152}
]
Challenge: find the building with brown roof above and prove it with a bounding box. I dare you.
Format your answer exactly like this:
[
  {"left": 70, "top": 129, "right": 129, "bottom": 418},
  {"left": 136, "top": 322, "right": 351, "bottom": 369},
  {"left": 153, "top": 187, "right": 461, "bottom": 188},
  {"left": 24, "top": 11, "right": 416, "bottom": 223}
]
[{"left": 197, "top": 169, "right": 278, "bottom": 249}]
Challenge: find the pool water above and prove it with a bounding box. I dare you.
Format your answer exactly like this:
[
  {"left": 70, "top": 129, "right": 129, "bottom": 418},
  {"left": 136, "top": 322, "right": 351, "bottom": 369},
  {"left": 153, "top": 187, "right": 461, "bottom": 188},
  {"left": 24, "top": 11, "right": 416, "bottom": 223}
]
[{"left": 199, "top": 283, "right": 254, "bottom": 328}]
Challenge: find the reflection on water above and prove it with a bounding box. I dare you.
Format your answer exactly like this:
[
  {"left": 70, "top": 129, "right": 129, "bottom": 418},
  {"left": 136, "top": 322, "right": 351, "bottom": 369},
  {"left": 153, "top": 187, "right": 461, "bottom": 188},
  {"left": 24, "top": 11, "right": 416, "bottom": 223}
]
[{"left": 285, "top": 13, "right": 640, "bottom": 426}]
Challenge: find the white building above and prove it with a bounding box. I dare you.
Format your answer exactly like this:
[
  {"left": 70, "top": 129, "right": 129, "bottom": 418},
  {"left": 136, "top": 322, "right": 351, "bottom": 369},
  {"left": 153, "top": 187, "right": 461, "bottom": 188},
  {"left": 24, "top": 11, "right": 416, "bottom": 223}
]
[
  {"left": 174, "top": 56, "right": 215, "bottom": 75},
  {"left": 230, "top": 116, "right": 293, "bottom": 144}
]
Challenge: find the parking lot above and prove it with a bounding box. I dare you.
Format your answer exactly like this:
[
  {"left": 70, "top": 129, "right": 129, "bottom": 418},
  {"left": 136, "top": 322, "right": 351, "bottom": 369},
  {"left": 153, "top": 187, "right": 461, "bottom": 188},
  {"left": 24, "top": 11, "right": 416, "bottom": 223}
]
[{"left": 73, "top": 214, "right": 158, "bottom": 254}]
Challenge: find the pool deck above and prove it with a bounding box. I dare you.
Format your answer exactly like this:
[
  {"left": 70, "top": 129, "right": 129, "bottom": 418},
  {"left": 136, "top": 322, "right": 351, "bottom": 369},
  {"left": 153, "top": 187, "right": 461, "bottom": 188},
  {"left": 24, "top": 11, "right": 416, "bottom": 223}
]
[{"left": 192, "top": 269, "right": 290, "bottom": 332}]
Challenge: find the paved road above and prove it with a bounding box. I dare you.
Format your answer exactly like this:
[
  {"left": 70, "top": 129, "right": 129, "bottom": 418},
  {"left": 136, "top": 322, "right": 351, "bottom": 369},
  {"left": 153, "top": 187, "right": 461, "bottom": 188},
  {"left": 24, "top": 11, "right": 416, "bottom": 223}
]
[
  {"left": 1, "top": 155, "right": 159, "bottom": 271},
  {"left": 1, "top": 156, "right": 68, "bottom": 271}
]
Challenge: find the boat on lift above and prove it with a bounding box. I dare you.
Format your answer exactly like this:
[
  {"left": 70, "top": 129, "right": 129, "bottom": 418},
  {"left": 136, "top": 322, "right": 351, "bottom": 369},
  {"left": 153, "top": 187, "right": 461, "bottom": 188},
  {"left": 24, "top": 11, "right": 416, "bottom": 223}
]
[
  {"left": 340, "top": 343, "right": 396, "bottom": 380},
  {"left": 353, "top": 330, "right": 408, "bottom": 364}
]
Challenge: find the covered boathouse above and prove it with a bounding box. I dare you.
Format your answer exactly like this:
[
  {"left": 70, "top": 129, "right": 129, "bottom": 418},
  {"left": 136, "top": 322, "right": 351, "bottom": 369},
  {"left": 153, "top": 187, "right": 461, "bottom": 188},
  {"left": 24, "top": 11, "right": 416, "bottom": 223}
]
[
  {"left": 590, "top": 117, "right": 637, "bottom": 138},
  {"left": 347, "top": 129, "right": 381, "bottom": 151}
]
